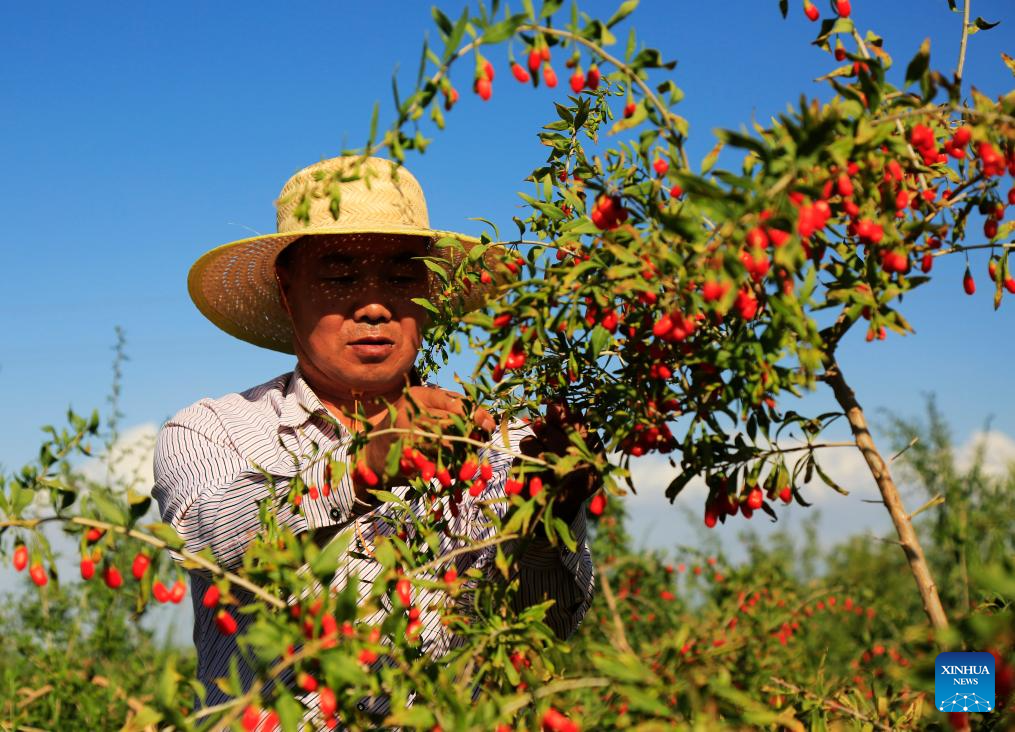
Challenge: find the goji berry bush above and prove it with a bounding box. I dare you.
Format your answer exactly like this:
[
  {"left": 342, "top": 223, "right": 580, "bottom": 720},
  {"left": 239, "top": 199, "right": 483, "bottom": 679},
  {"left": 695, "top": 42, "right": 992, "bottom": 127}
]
[{"left": 3, "top": 0, "right": 1015, "bottom": 729}]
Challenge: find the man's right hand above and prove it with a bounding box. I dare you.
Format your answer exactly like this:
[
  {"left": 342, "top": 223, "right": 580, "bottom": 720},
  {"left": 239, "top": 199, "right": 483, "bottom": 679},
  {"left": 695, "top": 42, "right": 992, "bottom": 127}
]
[{"left": 359, "top": 386, "right": 496, "bottom": 493}]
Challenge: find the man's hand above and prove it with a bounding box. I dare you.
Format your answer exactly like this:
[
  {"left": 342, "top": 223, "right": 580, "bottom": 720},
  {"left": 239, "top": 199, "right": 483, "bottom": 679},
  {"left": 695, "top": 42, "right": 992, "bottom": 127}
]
[
  {"left": 517, "top": 401, "right": 606, "bottom": 525},
  {"left": 360, "top": 386, "right": 495, "bottom": 496}
]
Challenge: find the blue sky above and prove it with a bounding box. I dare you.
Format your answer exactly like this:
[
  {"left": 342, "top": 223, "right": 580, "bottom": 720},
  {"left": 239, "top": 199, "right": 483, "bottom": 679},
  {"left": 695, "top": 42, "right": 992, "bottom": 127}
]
[{"left": 2, "top": 0, "right": 1013, "bottom": 545}]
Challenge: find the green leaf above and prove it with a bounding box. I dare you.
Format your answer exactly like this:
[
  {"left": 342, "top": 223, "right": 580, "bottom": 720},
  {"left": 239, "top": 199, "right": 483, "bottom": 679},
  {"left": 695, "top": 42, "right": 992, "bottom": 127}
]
[
  {"left": 275, "top": 693, "right": 304, "bottom": 732},
  {"left": 631, "top": 48, "right": 674, "bottom": 70},
  {"left": 91, "top": 491, "right": 127, "bottom": 525},
  {"left": 606, "top": 0, "right": 639, "bottom": 28},
  {"left": 503, "top": 499, "right": 534, "bottom": 536},
  {"left": 371, "top": 490, "right": 409, "bottom": 507},
  {"left": 621, "top": 684, "right": 674, "bottom": 716},
  {"left": 590, "top": 651, "right": 651, "bottom": 683},
  {"left": 813, "top": 17, "right": 854, "bottom": 46},
  {"left": 518, "top": 192, "right": 567, "bottom": 221},
  {"left": 310, "top": 529, "right": 354, "bottom": 580},
  {"left": 368, "top": 102, "right": 379, "bottom": 147},
  {"left": 904, "top": 38, "right": 930, "bottom": 87},
  {"left": 700, "top": 142, "right": 723, "bottom": 174},
  {"left": 386, "top": 706, "right": 436, "bottom": 727},
  {"left": 813, "top": 459, "right": 848, "bottom": 495},
  {"left": 589, "top": 325, "right": 611, "bottom": 359},
  {"left": 432, "top": 7, "right": 453, "bottom": 37},
  {"left": 539, "top": 0, "right": 564, "bottom": 19},
  {"left": 967, "top": 16, "right": 1000, "bottom": 34},
  {"left": 443, "top": 9, "right": 470, "bottom": 63},
  {"left": 553, "top": 517, "right": 577, "bottom": 552},
  {"left": 146, "top": 523, "right": 185, "bottom": 550},
  {"left": 128, "top": 495, "right": 152, "bottom": 523},
  {"left": 411, "top": 297, "right": 440, "bottom": 315},
  {"left": 1002, "top": 52, "right": 1015, "bottom": 77},
  {"left": 664, "top": 470, "right": 694, "bottom": 502},
  {"left": 608, "top": 101, "right": 647, "bottom": 134},
  {"left": 715, "top": 128, "right": 767, "bottom": 158},
  {"left": 384, "top": 440, "right": 402, "bottom": 481},
  {"left": 482, "top": 13, "right": 528, "bottom": 43}
]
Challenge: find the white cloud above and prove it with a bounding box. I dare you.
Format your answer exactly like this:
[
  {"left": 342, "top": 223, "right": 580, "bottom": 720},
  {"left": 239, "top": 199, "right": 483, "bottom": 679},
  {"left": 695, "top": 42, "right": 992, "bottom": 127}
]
[
  {"left": 615, "top": 434, "right": 878, "bottom": 511},
  {"left": 78, "top": 422, "right": 158, "bottom": 496},
  {"left": 954, "top": 430, "right": 1015, "bottom": 478},
  {"left": 616, "top": 429, "right": 1015, "bottom": 557}
]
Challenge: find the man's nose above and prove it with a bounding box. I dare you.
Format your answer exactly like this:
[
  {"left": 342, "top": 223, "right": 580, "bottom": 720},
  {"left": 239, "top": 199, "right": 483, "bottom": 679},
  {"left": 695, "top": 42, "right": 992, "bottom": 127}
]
[
  {"left": 351, "top": 281, "right": 394, "bottom": 323},
  {"left": 354, "top": 302, "right": 392, "bottom": 324}
]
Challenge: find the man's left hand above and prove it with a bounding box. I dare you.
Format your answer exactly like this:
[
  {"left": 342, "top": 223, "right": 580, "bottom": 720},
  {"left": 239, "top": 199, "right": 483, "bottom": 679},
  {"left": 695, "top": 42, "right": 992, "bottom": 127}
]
[{"left": 517, "top": 401, "right": 606, "bottom": 525}]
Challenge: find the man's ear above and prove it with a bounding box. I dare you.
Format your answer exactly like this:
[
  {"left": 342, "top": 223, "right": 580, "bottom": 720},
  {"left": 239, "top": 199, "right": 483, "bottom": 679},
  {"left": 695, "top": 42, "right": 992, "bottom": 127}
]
[{"left": 274, "top": 239, "right": 302, "bottom": 304}]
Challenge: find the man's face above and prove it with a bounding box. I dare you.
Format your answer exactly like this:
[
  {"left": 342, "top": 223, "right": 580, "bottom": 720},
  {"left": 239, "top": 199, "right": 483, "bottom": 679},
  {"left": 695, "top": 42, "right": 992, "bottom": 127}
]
[{"left": 276, "top": 234, "right": 431, "bottom": 396}]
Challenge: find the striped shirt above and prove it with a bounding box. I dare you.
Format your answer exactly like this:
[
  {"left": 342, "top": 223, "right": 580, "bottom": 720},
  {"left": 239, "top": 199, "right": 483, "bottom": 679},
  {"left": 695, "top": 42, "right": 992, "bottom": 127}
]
[{"left": 151, "top": 365, "right": 595, "bottom": 728}]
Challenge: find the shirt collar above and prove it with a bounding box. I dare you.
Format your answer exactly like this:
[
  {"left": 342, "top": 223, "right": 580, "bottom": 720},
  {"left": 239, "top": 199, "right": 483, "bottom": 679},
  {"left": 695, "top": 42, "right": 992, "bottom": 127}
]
[{"left": 278, "top": 364, "right": 330, "bottom": 429}]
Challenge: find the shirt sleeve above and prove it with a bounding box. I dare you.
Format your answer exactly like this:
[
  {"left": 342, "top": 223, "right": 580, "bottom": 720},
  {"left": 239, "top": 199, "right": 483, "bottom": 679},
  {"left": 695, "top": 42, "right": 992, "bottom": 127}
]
[
  {"left": 151, "top": 404, "right": 310, "bottom": 574},
  {"left": 474, "top": 418, "right": 597, "bottom": 641}
]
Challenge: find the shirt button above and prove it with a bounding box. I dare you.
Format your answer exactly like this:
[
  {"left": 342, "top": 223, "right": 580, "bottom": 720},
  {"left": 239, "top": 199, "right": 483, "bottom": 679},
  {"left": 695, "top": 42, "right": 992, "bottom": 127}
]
[{"left": 330, "top": 508, "right": 342, "bottom": 521}]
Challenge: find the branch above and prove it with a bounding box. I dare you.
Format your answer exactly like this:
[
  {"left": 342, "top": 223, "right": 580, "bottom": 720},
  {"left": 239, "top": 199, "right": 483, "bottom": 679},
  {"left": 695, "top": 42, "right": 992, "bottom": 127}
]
[
  {"left": 932, "top": 241, "right": 1015, "bottom": 258},
  {"left": 497, "top": 676, "right": 612, "bottom": 718},
  {"left": 956, "top": 0, "right": 972, "bottom": 88},
  {"left": 817, "top": 306, "right": 854, "bottom": 357},
  {"left": 0, "top": 515, "right": 284, "bottom": 610},
  {"left": 868, "top": 104, "right": 1015, "bottom": 129},
  {"left": 820, "top": 358, "right": 949, "bottom": 634},
  {"left": 594, "top": 563, "right": 635, "bottom": 655},
  {"left": 408, "top": 532, "right": 518, "bottom": 578}
]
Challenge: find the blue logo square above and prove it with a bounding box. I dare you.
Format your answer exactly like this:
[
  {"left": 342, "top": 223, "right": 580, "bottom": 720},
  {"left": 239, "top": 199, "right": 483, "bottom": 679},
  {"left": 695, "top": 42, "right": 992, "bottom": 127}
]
[{"left": 935, "top": 651, "right": 996, "bottom": 713}]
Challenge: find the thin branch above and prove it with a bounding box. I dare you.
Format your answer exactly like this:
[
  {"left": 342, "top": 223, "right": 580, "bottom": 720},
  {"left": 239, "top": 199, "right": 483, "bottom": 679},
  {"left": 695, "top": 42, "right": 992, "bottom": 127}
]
[
  {"left": 956, "top": 0, "right": 972, "bottom": 87},
  {"left": 0, "top": 515, "right": 284, "bottom": 610},
  {"left": 889, "top": 436, "right": 919, "bottom": 462},
  {"left": 906, "top": 493, "right": 946, "bottom": 521},
  {"left": 594, "top": 563, "right": 635, "bottom": 655},
  {"left": 932, "top": 241, "right": 1015, "bottom": 258},
  {"left": 408, "top": 532, "right": 518, "bottom": 578},
  {"left": 498, "top": 676, "right": 612, "bottom": 717},
  {"left": 868, "top": 104, "right": 1015, "bottom": 129},
  {"left": 358, "top": 425, "right": 547, "bottom": 466}
]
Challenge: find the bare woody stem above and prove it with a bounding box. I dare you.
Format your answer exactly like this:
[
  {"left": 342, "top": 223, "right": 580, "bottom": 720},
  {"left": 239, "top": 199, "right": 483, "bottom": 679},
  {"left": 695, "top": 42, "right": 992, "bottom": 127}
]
[
  {"left": 956, "top": 0, "right": 972, "bottom": 87},
  {"left": 594, "top": 563, "right": 635, "bottom": 655},
  {"left": 820, "top": 357, "right": 949, "bottom": 634}
]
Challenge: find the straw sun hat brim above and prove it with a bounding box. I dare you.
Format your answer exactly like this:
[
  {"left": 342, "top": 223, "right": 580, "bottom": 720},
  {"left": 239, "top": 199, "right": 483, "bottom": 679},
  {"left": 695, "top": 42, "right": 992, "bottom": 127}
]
[{"left": 188, "top": 225, "right": 511, "bottom": 354}]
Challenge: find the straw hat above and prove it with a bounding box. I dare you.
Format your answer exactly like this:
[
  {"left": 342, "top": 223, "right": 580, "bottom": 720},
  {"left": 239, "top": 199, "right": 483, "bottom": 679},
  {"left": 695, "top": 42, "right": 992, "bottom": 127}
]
[{"left": 188, "top": 155, "right": 510, "bottom": 354}]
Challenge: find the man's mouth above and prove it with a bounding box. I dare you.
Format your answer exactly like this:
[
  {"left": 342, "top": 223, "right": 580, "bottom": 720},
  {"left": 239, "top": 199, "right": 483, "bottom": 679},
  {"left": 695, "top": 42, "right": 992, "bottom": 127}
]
[{"left": 349, "top": 337, "right": 395, "bottom": 345}]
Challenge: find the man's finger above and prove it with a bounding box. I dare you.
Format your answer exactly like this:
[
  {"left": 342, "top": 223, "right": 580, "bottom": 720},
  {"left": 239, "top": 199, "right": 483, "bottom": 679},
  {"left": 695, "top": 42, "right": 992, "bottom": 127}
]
[
  {"left": 473, "top": 406, "right": 496, "bottom": 434},
  {"left": 409, "top": 386, "right": 464, "bottom": 416}
]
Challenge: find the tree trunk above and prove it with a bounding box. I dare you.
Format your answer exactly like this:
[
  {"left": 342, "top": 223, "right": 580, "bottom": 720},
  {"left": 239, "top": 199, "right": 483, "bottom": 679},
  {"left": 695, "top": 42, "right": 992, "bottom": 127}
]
[{"left": 822, "top": 357, "right": 950, "bottom": 634}]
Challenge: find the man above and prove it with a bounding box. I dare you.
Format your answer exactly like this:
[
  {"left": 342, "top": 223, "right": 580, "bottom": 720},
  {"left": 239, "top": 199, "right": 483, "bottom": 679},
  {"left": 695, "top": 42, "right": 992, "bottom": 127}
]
[{"left": 153, "top": 155, "right": 599, "bottom": 728}]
